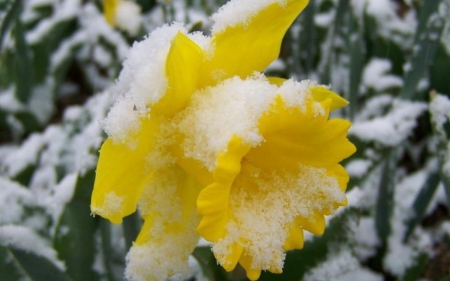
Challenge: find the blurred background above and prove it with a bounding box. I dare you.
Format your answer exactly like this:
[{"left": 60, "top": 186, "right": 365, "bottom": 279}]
[{"left": 0, "top": 0, "right": 449, "bottom": 280}]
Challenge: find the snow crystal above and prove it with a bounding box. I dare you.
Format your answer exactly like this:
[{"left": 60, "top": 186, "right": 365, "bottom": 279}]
[
  {"left": 177, "top": 75, "right": 277, "bottom": 171},
  {"left": 350, "top": 99, "right": 427, "bottom": 146},
  {"left": 178, "top": 76, "right": 320, "bottom": 171},
  {"left": 362, "top": 59, "right": 403, "bottom": 94},
  {"left": 0, "top": 225, "right": 65, "bottom": 270},
  {"left": 126, "top": 167, "right": 200, "bottom": 281},
  {"left": 211, "top": 0, "right": 287, "bottom": 34},
  {"left": 102, "top": 23, "right": 206, "bottom": 144},
  {"left": 213, "top": 165, "right": 345, "bottom": 272}
]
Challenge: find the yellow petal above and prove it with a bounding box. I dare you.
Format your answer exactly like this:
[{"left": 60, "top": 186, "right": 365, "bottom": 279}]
[
  {"left": 197, "top": 136, "right": 251, "bottom": 241},
  {"left": 102, "top": 0, "right": 118, "bottom": 25},
  {"left": 250, "top": 95, "right": 356, "bottom": 170},
  {"left": 91, "top": 117, "right": 159, "bottom": 224},
  {"left": 171, "top": 137, "right": 213, "bottom": 186},
  {"left": 239, "top": 254, "right": 262, "bottom": 281},
  {"left": 152, "top": 32, "right": 204, "bottom": 116},
  {"left": 299, "top": 212, "right": 326, "bottom": 235},
  {"left": 219, "top": 242, "right": 244, "bottom": 272},
  {"left": 283, "top": 223, "right": 304, "bottom": 251},
  {"left": 310, "top": 86, "right": 349, "bottom": 111},
  {"left": 199, "top": 0, "right": 309, "bottom": 88},
  {"left": 267, "top": 77, "right": 286, "bottom": 86}
]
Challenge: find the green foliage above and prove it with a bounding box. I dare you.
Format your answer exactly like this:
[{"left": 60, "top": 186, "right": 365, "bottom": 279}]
[{"left": 0, "top": 0, "right": 449, "bottom": 281}]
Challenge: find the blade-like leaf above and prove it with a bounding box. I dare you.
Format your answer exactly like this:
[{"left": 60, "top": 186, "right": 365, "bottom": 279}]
[
  {"left": 53, "top": 171, "right": 99, "bottom": 281},
  {"left": 0, "top": 0, "right": 20, "bottom": 51},
  {"left": 400, "top": 0, "right": 445, "bottom": 100},
  {"left": 404, "top": 170, "right": 440, "bottom": 241},
  {"left": 0, "top": 246, "right": 71, "bottom": 281},
  {"left": 13, "top": 13, "right": 33, "bottom": 103},
  {"left": 375, "top": 150, "right": 396, "bottom": 247}
]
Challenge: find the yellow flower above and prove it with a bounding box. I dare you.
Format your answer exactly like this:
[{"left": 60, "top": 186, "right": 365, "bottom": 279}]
[{"left": 91, "top": 0, "right": 356, "bottom": 280}]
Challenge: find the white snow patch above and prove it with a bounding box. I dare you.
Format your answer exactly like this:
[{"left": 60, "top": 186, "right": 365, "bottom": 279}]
[
  {"left": 362, "top": 58, "right": 403, "bottom": 94},
  {"left": 346, "top": 159, "right": 372, "bottom": 179},
  {"left": 0, "top": 225, "right": 65, "bottom": 270},
  {"left": 211, "top": 0, "right": 287, "bottom": 34},
  {"left": 114, "top": 0, "right": 142, "bottom": 36},
  {"left": 350, "top": 99, "right": 427, "bottom": 146}
]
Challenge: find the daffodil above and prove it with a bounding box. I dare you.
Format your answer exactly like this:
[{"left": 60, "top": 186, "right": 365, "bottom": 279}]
[
  {"left": 102, "top": 0, "right": 142, "bottom": 36},
  {"left": 91, "top": 0, "right": 356, "bottom": 280}
]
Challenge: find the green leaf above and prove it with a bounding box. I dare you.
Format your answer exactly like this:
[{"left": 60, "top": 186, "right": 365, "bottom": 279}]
[
  {"left": 320, "top": 0, "right": 350, "bottom": 84},
  {"left": 297, "top": 0, "right": 316, "bottom": 76},
  {"left": 100, "top": 221, "right": 125, "bottom": 281},
  {"left": 347, "top": 11, "right": 364, "bottom": 120},
  {"left": 400, "top": 0, "right": 445, "bottom": 100},
  {"left": 0, "top": 247, "right": 23, "bottom": 281},
  {"left": 430, "top": 43, "right": 450, "bottom": 94},
  {"left": 122, "top": 211, "right": 142, "bottom": 251},
  {"left": 0, "top": 0, "right": 20, "bottom": 51},
  {"left": 13, "top": 13, "right": 33, "bottom": 103},
  {"left": 375, "top": 150, "right": 395, "bottom": 247},
  {"left": 0, "top": 246, "right": 71, "bottom": 281},
  {"left": 401, "top": 254, "right": 428, "bottom": 281},
  {"left": 193, "top": 246, "right": 226, "bottom": 281},
  {"left": 53, "top": 171, "right": 100, "bottom": 281},
  {"left": 404, "top": 170, "right": 440, "bottom": 241}
]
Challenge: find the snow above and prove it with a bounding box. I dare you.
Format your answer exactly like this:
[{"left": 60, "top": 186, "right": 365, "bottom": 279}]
[
  {"left": 27, "top": 81, "right": 55, "bottom": 124},
  {"left": 114, "top": 0, "right": 143, "bottom": 36},
  {"left": 46, "top": 173, "right": 78, "bottom": 225},
  {"left": 304, "top": 250, "right": 382, "bottom": 281},
  {"left": 0, "top": 88, "right": 25, "bottom": 112},
  {"left": 362, "top": 59, "right": 403, "bottom": 94},
  {"left": 177, "top": 75, "right": 277, "bottom": 171},
  {"left": 211, "top": 0, "right": 287, "bottom": 34},
  {"left": 26, "top": 0, "right": 81, "bottom": 44},
  {"left": 0, "top": 178, "right": 36, "bottom": 225},
  {"left": 364, "top": 0, "right": 417, "bottom": 46},
  {"left": 430, "top": 93, "right": 450, "bottom": 137},
  {"left": 101, "top": 23, "right": 190, "bottom": 144},
  {"left": 2, "top": 134, "right": 45, "bottom": 177},
  {"left": 350, "top": 99, "right": 427, "bottom": 146},
  {"left": 346, "top": 159, "right": 372, "bottom": 179},
  {"left": 0, "top": 225, "right": 65, "bottom": 270}
]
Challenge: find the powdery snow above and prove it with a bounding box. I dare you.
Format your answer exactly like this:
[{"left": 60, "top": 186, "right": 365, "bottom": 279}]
[
  {"left": 304, "top": 250, "right": 382, "bottom": 281},
  {"left": 350, "top": 99, "right": 427, "bottom": 146},
  {"left": 362, "top": 59, "right": 403, "bottom": 94},
  {"left": 211, "top": 0, "right": 287, "bottom": 34},
  {"left": 0, "top": 225, "right": 65, "bottom": 270}
]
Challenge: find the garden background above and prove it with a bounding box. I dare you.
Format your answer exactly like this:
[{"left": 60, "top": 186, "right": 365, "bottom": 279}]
[{"left": 0, "top": 0, "right": 449, "bottom": 280}]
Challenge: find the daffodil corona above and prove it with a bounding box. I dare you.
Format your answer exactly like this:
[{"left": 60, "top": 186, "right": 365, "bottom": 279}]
[{"left": 91, "top": 0, "right": 356, "bottom": 280}]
